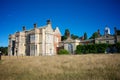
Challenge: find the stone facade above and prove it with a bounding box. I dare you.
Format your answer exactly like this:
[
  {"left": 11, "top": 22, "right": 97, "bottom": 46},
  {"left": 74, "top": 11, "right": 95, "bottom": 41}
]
[
  {"left": 59, "top": 37, "right": 80, "bottom": 54},
  {"left": 95, "top": 27, "right": 120, "bottom": 44},
  {"left": 95, "top": 34, "right": 115, "bottom": 44},
  {"left": 80, "top": 27, "right": 120, "bottom": 45},
  {"left": 8, "top": 20, "right": 61, "bottom": 56}
]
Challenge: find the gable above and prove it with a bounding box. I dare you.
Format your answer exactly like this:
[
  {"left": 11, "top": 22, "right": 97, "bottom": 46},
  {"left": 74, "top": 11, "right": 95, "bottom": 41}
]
[
  {"left": 45, "top": 25, "right": 53, "bottom": 33},
  {"left": 54, "top": 27, "right": 61, "bottom": 36}
]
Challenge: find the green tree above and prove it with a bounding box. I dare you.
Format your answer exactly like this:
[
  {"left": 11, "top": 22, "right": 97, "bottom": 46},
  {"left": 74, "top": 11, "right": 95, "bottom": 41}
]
[
  {"left": 62, "top": 29, "right": 70, "bottom": 41},
  {"left": 89, "top": 32, "right": 98, "bottom": 39},
  {"left": 0, "top": 47, "right": 8, "bottom": 55},
  {"left": 84, "top": 32, "right": 87, "bottom": 40},
  {"left": 61, "top": 36, "right": 67, "bottom": 41},
  {"left": 71, "top": 34, "right": 79, "bottom": 40},
  {"left": 65, "top": 29, "right": 70, "bottom": 38}
]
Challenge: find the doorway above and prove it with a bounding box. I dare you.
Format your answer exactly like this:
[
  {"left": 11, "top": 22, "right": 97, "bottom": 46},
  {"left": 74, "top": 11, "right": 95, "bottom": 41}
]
[{"left": 68, "top": 43, "right": 73, "bottom": 54}]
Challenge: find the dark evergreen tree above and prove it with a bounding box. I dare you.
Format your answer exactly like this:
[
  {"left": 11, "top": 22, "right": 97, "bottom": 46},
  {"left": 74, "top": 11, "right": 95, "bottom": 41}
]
[
  {"left": 61, "top": 29, "right": 70, "bottom": 41},
  {"left": 64, "top": 29, "right": 70, "bottom": 38},
  {"left": 61, "top": 36, "right": 67, "bottom": 41},
  {"left": 89, "top": 32, "right": 98, "bottom": 39},
  {"left": 84, "top": 32, "right": 87, "bottom": 40}
]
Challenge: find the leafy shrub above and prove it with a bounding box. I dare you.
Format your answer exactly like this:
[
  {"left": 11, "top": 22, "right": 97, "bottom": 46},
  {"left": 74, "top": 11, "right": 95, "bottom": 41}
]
[{"left": 58, "top": 49, "right": 69, "bottom": 55}]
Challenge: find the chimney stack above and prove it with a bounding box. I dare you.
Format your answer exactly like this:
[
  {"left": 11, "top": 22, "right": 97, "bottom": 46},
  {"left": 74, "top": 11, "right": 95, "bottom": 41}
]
[
  {"left": 114, "top": 27, "right": 117, "bottom": 35},
  {"left": 22, "top": 26, "right": 26, "bottom": 31},
  {"left": 114, "top": 27, "right": 117, "bottom": 43},
  {"left": 98, "top": 29, "right": 100, "bottom": 37},
  {"left": 47, "top": 19, "right": 51, "bottom": 25},
  {"left": 34, "top": 23, "right": 37, "bottom": 28}
]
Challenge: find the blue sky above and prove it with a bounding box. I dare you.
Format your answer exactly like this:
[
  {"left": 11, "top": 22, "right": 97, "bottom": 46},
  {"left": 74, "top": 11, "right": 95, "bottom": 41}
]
[{"left": 0, "top": 0, "right": 120, "bottom": 46}]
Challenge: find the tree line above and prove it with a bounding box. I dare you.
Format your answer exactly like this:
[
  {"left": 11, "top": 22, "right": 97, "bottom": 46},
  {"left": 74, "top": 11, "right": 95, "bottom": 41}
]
[
  {"left": 61, "top": 29, "right": 88, "bottom": 41},
  {"left": 61, "top": 29, "right": 101, "bottom": 41}
]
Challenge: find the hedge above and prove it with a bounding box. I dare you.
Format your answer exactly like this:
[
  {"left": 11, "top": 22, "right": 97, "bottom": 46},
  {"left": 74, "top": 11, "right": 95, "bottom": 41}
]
[
  {"left": 76, "top": 43, "right": 120, "bottom": 54},
  {"left": 116, "top": 42, "right": 120, "bottom": 52}
]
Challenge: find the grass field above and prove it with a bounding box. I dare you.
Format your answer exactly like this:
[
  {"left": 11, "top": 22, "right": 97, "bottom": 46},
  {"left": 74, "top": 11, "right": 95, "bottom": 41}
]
[{"left": 0, "top": 54, "right": 120, "bottom": 80}]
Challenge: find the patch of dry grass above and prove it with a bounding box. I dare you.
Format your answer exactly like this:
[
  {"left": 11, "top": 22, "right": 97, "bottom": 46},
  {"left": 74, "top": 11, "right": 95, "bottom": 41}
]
[{"left": 0, "top": 54, "right": 120, "bottom": 80}]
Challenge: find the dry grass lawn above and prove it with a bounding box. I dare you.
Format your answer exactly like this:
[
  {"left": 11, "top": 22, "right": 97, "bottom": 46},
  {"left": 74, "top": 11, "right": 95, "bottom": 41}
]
[{"left": 0, "top": 54, "right": 120, "bottom": 80}]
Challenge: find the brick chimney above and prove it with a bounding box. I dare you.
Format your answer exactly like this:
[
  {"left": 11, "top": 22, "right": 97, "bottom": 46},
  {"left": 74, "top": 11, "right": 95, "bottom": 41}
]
[
  {"left": 114, "top": 27, "right": 117, "bottom": 35},
  {"left": 47, "top": 19, "right": 51, "bottom": 25},
  {"left": 114, "top": 27, "right": 117, "bottom": 43},
  {"left": 34, "top": 23, "right": 37, "bottom": 28},
  {"left": 22, "top": 26, "right": 26, "bottom": 31}
]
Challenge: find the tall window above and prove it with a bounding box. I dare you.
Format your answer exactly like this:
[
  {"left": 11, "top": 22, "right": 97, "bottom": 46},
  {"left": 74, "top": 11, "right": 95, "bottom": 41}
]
[
  {"left": 30, "top": 35, "right": 35, "bottom": 42},
  {"left": 16, "top": 36, "right": 19, "bottom": 42},
  {"left": 31, "top": 45, "right": 35, "bottom": 50},
  {"left": 46, "top": 34, "right": 53, "bottom": 43}
]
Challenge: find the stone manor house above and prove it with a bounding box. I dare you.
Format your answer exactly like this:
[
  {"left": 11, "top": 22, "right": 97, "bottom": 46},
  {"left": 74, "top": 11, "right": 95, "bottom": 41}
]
[
  {"left": 8, "top": 20, "right": 61, "bottom": 56},
  {"left": 8, "top": 20, "right": 120, "bottom": 56}
]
